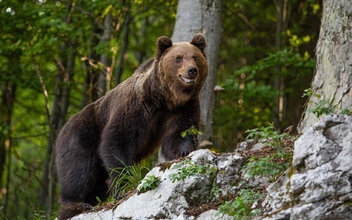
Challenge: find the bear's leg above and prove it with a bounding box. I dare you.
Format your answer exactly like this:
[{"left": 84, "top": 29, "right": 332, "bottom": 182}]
[
  {"left": 160, "top": 112, "right": 199, "bottom": 161},
  {"left": 98, "top": 126, "right": 135, "bottom": 197},
  {"left": 85, "top": 167, "right": 109, "bottom": 205},
  {"left": 98, "top": 147, "right": 133, "bottom": 197},
  {"left": 57, "top": 152, "right": 104, "bottom": 219}
]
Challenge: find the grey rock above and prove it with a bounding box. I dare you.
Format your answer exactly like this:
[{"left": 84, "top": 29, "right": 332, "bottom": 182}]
[
  {"left": 263, "top": 114, "right": 352, "bottom": 220},
  {"left": 196, "top": 209, "right": 233, "bottom": 220}
]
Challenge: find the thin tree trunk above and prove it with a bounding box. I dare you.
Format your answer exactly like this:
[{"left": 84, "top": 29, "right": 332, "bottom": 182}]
[
  {"left": 273, "top": 0, "right": 284, "bottom": 129},
  {"left": 0, "top": 51, "right": 20, "bottom": 216},
  {"left": 298, "top": 0, "right": 352, "bottom": 133},
  {"left": 171, "top": 0, "right": 222, "bottom": 143},
  {"left": 97, "top": 13, "right": 113, "bottom": 98},
  {"left": 82, "top": 26, "right": 100, "bottom": 107},
  {"left": 115, "top": 4, "right": 131, "bottom": 85},
  {"left": 0, "top": 72, "right": 16, "bottom": 187}
]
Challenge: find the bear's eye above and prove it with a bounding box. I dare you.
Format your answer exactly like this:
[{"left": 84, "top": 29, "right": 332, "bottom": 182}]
[
  {"left": 176, "top": 56, "right": 182, "bottom": 63},
  {"left": 192, "top": 55, "right": 197, "bottom": 61}
]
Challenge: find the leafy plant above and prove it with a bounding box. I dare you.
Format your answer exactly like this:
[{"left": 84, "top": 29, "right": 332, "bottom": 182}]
[
  {"left": 340, "top": 108, "right": 352, "bottom": 115},
  {"left": 137, "top": 174, "right": 161, "bottom": 194},
  {"left": 305, "top": 100, "right": 336, "bottom": 118},
  {"left": 218, "top": 197, "right": 251, "bottom": 218},
  {"left": 206, "top": 183, "right": 220, "bottom": 202},
  {"left": 181, "top": 126, "right": 203, "bottom": 138},
  {"left": 244, "top": 157, "right": 287, "bottom": 178},
  {"left": 302, "top": 88, "right": 321, "bottom": 98},
  {"left": 217, "top": 188, "right": 264, "bottom": 218},
  {"left": 243, "top": 124, "right": 292, "bottom": 179},
  {"left": 245, "top": 122, "right": 288, "bottom": 144},
  {"left": 302, "top": 88, "right": 337, "bottom": 118},
  {"left": 168, "top": 159, "right": 217, "bottom": 183},
  {"left": 25, "top": 210, "right": 49, "bottom": 220}
]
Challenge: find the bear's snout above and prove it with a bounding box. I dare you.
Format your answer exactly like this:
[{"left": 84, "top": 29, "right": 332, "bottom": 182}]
[{"left": 187, "top": 66, "right": 198, "bottom": 78}]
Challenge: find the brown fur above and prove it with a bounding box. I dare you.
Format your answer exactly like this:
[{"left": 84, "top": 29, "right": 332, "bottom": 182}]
[{"left": 55, "top": 34, "right": 207, "bottom": 219}]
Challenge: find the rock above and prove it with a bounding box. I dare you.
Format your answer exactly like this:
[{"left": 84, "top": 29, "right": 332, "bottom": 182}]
[
  {"left": 237, "top": 139, "right": 265, "bottom": 152},
  {"left": 263, "top": 114, "right": 352, "bottom": 219},
  {"left": 196, "top": 209, "right": 233, "bottom": 220},
  {"left": 72, "top": 149, "right": 242, "bottom": 220},
  {"left": 215, "top": 153, "right": 243, "bottom": 196}
]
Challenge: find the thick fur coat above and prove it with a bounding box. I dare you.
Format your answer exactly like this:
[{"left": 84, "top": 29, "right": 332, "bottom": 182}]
[{"left": 55, "top": 34, "right": 208, "bottom": 219}]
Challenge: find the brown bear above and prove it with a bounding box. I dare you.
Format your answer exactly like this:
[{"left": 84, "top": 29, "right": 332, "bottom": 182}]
[{"left": 55, "top": 34, "right": 207, "bottom": 219}]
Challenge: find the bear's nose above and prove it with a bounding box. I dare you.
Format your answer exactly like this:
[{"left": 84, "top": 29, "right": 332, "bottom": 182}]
[{"left": 187, "top": 67, "right": 198, "bottom": 78}]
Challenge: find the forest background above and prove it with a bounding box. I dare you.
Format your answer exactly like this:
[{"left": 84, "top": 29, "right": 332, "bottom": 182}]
[{"left": 0, "top": 0, "right": 321, "bottom": 219}]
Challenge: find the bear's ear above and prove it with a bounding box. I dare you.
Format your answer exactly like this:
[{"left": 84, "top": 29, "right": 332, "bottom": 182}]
[
  {"left": 190, "top": 34, "right": 206, "bottom": 52},
  {"left": 157, "top": 36, "right": 173, "bottom": 57}
]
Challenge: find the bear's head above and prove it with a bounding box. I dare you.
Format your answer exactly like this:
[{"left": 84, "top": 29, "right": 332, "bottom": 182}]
[{"left": 156, "top": 34, "right": 208, "bottom": 106}]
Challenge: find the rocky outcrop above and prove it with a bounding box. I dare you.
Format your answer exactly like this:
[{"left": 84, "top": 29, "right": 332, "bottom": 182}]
[
  {"left": 72, "top": 149, "right": 240, "bottom": 220},
  {"left": 70, "top": 114, "right": 352, "bottom": 220},
  {"left": 263, "top": 114, "right": 352, "bottom": 219}
]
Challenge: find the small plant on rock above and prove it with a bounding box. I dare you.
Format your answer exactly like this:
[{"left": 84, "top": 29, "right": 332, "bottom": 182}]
[
  {"left": 244, "top": 123, "right": 293, "bottom": 179},
  {"left": 168, "top": 159, "right": 217, "bottom": 183},
  {"left": 245, "top": 122, "right": 289, "bottom": 145},
  {"left": 137, "top": 174, "right": 161, "bottom": 194},
  {"left": 302, "top": 88, "right": 338, "bottom": 118},
  {"left": 217, "top": 187, "right": 264, "bottom": 219},
  {"left": 218, "top": 197, "right": 251, "bottom": 219}
]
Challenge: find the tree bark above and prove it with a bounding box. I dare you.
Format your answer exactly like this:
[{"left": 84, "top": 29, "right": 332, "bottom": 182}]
[
  {"left": 0, "top": 56, "right": 17, "bottom": 186},
  {"left": 298, "top": 0, "right": 352, "bottom": 133},
  {"left": 97, "top": 13, "right": 113, "bottom": 98},
  {"left": 0, "top": 51, "right": 20, "bottom": 216},
  {"left": 171, "top": 0, "right": 222, "bottom": 143},
  {"left": 82, "top": 25, "right": 100, "bottom": 107},
  {"left": 273, "top": 0, "right": 284, "bottom": 129},
  {"left": 115, "top": 4, "right": 131, "bottom": 85}
]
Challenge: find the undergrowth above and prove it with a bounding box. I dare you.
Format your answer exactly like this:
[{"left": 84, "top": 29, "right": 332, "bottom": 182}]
[
  {"left": 109, "top": 161, "right": 150, "bottom": 197},
  {"left": 303, "top": 88, "right": 352, "bottom": 118},
  {"left": 216, "top": 123, "right": 294, "bottom": 218}
]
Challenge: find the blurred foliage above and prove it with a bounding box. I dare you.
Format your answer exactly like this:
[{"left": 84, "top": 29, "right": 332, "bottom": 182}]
[
  {"left": 214, "top": 0, "right": 320, "bottom": 151},
  {"left": 0, "top": 0, "right": 321, "bottom": 218}
]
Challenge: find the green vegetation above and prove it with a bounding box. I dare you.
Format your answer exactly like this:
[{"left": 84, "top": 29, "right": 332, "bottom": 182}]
[
  {"left": 217, "top": 124, "right": 294, "bottom": 218},
  {"left": 245, "top": 123, "right": 289, "bottom": 143},
  {"left": 169, "top": 159, "right": 217, "bottom": 183},
  {"left": 303, "top": 88, "right": 352, "bottom": 118},
  {"left": 137, "top": 174, "right": 161, "bottom": 194},
  {"left": 218, "top": 187, "right": 264, "bottom": 219},
  {"left": 181, "top": 126, "right": 203, "bottom": 138},
  {"left": 243, "top": 124, "right": 293, "bottom": 179},
  {"left": 303, "top": 88, "right": 336, "bottom": 118},
  {"left": 109, "top": 163, "right": 150, "bottom": 196}
]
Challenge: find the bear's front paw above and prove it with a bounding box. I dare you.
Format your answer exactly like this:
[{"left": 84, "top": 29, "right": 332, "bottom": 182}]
[
  {"left": 61, "top": 201, "right": 92, "bottom": 211},
  {"left": 177, "top": 150, "right": 191, "bottom": 158}
]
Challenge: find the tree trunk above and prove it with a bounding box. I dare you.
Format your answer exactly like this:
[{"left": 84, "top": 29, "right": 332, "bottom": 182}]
[
  {"left": 115, "top": 3, "right": 131, "bottom": 85},
  {"left": 97, "top": 13, "right": 113, "bottom": 98},
  {"left": 273, "top": 0, "right": 284, "bottom": 129},
  {"left": 171, "top": 0, "right": 222, "bottom": 143},
  {"left": 298, "top": 0, "right": 352, "bottom": 133},
  {"left": 0, "top": 56, "right": 17, "bottom": 186},
  {"left": 0, "top": 51, "right": 20, "bottom": 216},
  {"left": 82, "top": 25, "right": 100, "bottom": 107}
]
